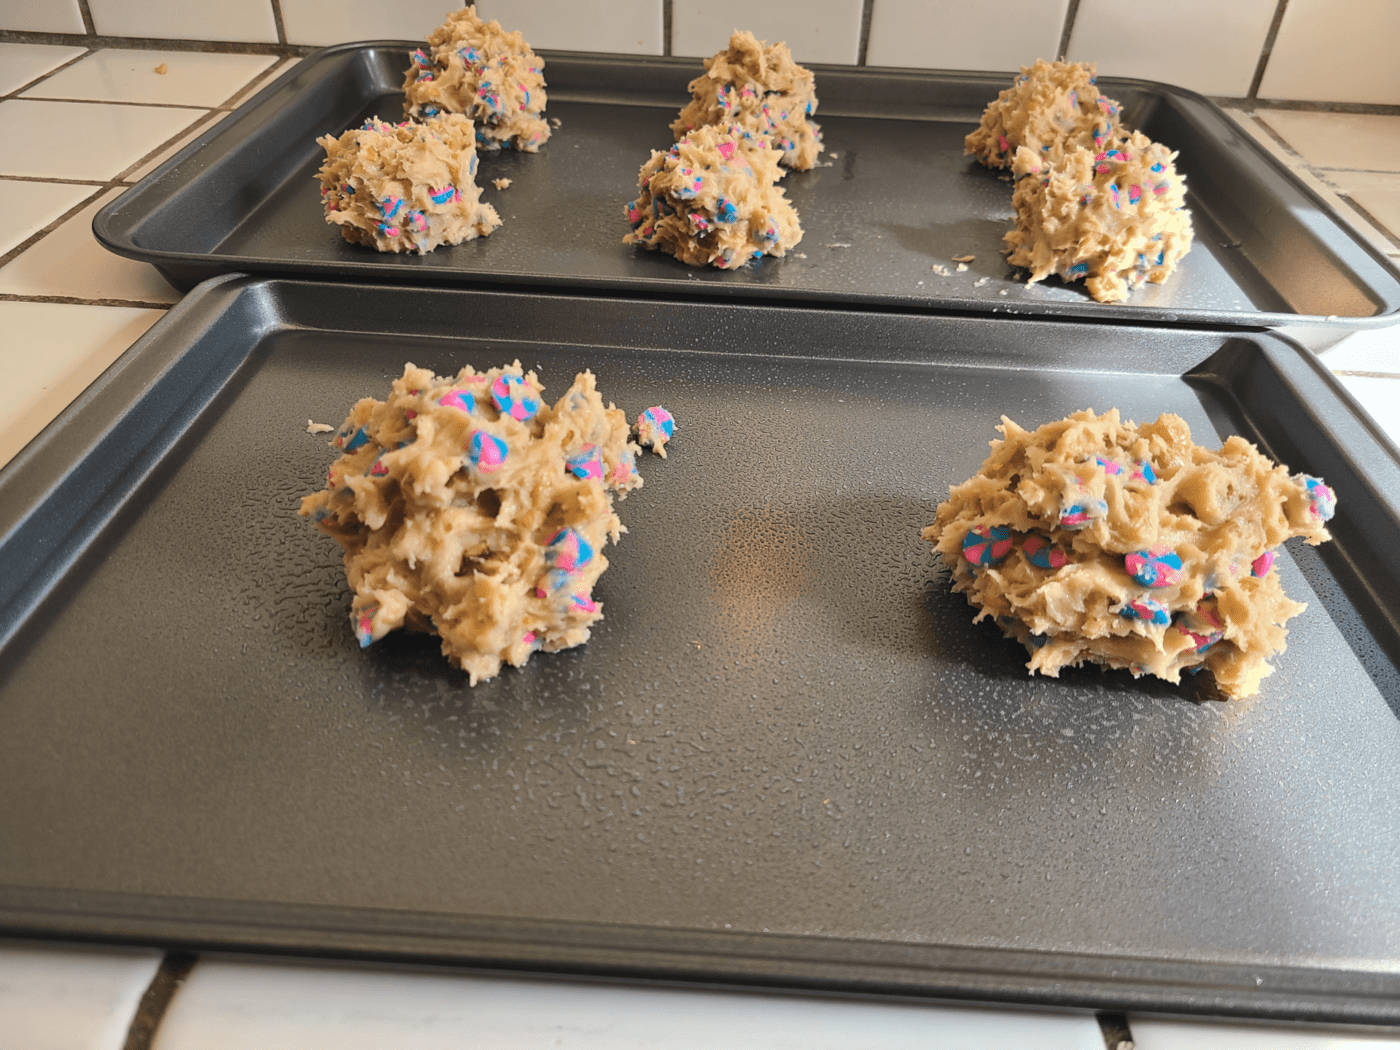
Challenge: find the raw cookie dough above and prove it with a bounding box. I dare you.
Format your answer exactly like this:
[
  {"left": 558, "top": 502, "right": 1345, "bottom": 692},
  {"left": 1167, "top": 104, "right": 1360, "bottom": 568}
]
[
  {"left": 402, "top": 5, "right": 550, "bottom": 152},
  {"left": 965, "top": 59, "right": 1120, "bottom": 170},
  {"left": 317, "top": 114, "right": 500, "bottom": 254},
  {"left": 671, "top": 30, "right": 822, "bottom": 171},
  {"left": 1003, "top": 130, "right": 1194, "bottom": 303},
  {"left": 299, "top": 362, "right": 646, "bottom": 685},
  {"left": 624, "top": 124, "right": 803, "bottom": 268},
  {"left": 923, "top": 409, "right": 1336, "bottom": 699}
]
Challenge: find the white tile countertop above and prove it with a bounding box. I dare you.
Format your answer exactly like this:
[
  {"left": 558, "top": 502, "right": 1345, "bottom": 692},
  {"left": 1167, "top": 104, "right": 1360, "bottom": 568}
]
[{"left": 1, "top": 39, "right": 1400, "bottom": 1050}]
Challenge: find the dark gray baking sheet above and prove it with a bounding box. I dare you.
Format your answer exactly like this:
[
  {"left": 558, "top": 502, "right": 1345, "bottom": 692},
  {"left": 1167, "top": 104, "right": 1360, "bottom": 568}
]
[
  {"left": 93, "top": 44, "right": 1400, "bottom": 330},
  {"left": 2, "top": 276, "right": 1400, "bottom": 1024}
]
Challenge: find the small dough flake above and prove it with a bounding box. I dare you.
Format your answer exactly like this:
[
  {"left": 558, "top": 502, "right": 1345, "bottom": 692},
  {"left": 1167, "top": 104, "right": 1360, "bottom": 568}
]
[
  {"left": 307, "top": 420, "right": 334, "bottom": 434},
  {"left": 965, "top": 59, "right": 1120, "bottom": 170},
  {"left": 923, "top": 409, "right": 1336, "bottom": 699},
  {"left": 300, "top": 362, "right": 649, "bottom": 685},
  {"left": 1005, "top": 131, "right": 1193, "bottom": 302},
  {"left": 671, "top": 30, "right": 823, "bottom": 172},
  {"left": 624, "top": 124, "right": 802, "bottom": 269},
  {"left": 153, "top": 63, "right": 168, "bottom": 75},
  {"left": 317, "top": 114, "right": 500, "bottom": 254},
  {"left": 403, "top": 5, "right": 550, "bottom": 152},
  {"left": 493, "top": 177, "right": 512, "bottom": 189}
]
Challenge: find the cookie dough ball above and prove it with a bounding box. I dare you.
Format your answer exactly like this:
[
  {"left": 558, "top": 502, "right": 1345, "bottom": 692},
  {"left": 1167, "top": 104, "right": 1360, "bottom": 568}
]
[
  {"left": 624, "top": 124, "right": 803, "bottom": 269},
  {"left": 317, "top": 114, "right": 501, "bottom": 254},
  {"left": 671, "top": 30, "right": 822, "bottom": 172},
  {"left": 1004, "top": 131, "right": 1194, "bottom": 302},
  {"left": 966, "top": 59, "right": 1120, "bottom": 170},
  {"left": 402, "top": 5, "right": 550, "bottom": 152},
  {"left": 923, "top": 409, "right": 1336, "bottom": 699},
  {"left": 300, "top": 362, "right": 647, "bottom": 685}
]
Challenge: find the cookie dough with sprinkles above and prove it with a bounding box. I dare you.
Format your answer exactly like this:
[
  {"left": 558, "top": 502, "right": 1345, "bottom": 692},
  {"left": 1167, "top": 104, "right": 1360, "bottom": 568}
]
[
  {"left": 965, "top": 59, "right": 1118, "bottom": 169},
  {"left": 671, "top": 30, "right": 822, "bottom": 171},
  {"left": 1004, "top": 130, "right": 1194, "bottom": 302},
  {"left": 300, "top": 362, "right": 648, "bottom": 685},
  {"left": 317, "top": 114, "right": 500, "bottom": 254},
  {"left": 625, "top": 124, "right": 803, "bottom": 269},
  {"left": 402, "top": 5, "right": 550, "bottom": 152},
  {"left": 923, "top": 408, "right": 1336, "bottom": 699}
]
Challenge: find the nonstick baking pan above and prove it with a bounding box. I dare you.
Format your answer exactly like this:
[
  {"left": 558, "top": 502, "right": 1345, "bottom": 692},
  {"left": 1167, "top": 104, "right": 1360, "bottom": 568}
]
[
  {"left": 93, "top": 44, "right": 1400, "bottom": 331},
  {"left": 2, "top": 276, "right": 1400, "bottom": 1025}
]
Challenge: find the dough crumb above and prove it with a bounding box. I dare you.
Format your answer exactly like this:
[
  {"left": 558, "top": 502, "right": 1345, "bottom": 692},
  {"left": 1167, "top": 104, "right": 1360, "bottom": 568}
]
[
  {"left": 153, "top": 63, "right": 168, "bottom": 75},
  {"left": 307, "top": 420, "right": 334, "bottom": 434},
  {"left": 974, "top": 276, "right": 990, "bottom": 287},
  {"left": 300, "top": 361, "right": 649, "bottom": 685},
  {"left": 826, "top": 242, "right": 852, "bottom": 248},
  {"left": 923, "top": 409, "right": 1336, "bottom": 699},
  {"left": 932, "top": 263, "right": 950, "bottom": 276},
  {"left": 402, "top": 5, "right": 550, "bottom": 152},
  {"left": 671, "top": 30, "right": 822, "bottom": 171},
  {"left": 635, "top": 406, "right": 676, "bottom": 458},
  {"left": 316, "top": 114, "right": 500, "bottom": 254},
  {"left": 493, "top": 177, "right": 512, "bottom": 189},
  {"left": 550, "top": 117, "right": 562, "bottom": 128},
  {"left": 955, "top": 262, "right": 969, "bottom": 272},
  {"left": 952, "top": 254, "right": 975, "bottom": 262},
  {"left": 624, "top": 124, "right": 802, "bottom": 269}
]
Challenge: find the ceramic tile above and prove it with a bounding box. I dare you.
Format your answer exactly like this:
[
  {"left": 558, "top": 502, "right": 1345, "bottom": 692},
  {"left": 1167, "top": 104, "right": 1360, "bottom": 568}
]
[
  {"left": 0, "top": 100, "right": 206, "bottom": 180},
  {"left": 23, "top": 50, "right": 277, "bottom": 108},
  {"left": 0, "top": 942, "right": 161, "bottom": 1050},
  {"left": 671, "top": 0, "right": 864, "bottom": 65},
  {"left": 1320, "top": 327, "right": 1400, "bottom": 374},
  {"left": 119, "top": 112, "right": 221, "bottom": 182},
  {"left": 865, "top": 0, "right": 1068, "bottom": 72},
  {"left": 88, "top": 0, "right": 279, "bottom": 43},
  {"left": 0, "top": 180, "right": 98, "bottom": 256},
  {"left": 0, "top": 44, "right": 87, "bottom": 96},
  {"left": 1328, "top": 171, "right": 1400, "bottom": 242},
  {"left": 1257, "top": 0, "right": 1400, "bottom": 105},
  {"left": 153, "top": 958, "right": 1107, "bottom": 1050},
  {"left": 223, "top": 56, "right": 302, "bottom": 109},
  {"left": 280, "top": 0, "right": 472, "bottom": 47},
  {"left": 1131, "top": 1016, "right": 1400, "bottom": 1050},
  {"left": 1067, "top": 0, "right": 1275, "bottom": 97},
  {"left": 1, "top": 0, "right": 85, "bottom": 34},
  {"left": 0, "top": 187, "right": 180, "bottom": 303},
  {"left": 476, "top": 0, "right": 664, "bottom": 54},
  {"left": 1257, "top": 111, "right": 1400, "bottom": 174}
]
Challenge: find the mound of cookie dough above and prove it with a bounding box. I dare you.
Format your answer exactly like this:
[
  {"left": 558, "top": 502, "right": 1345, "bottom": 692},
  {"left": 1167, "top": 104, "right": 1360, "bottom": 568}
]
[
  {"left": 625, "top": 124, "right": 803, "bottom": 268},
  {"left": 300, "top": 362, "right": 648, "bottom": 685},
  {"left": 402, "top": 5, "right": 550, "bottom": 152},
  {"left": 1004, "top": 130, "right": 1193, "bottom": 302},
  {"left": 966, "top": 59, "right": 1119, "bottom": 170},
  {"left": 923, "top": 409, "right": 1336, "bottom": 698},
  {"left": 671, "top": 30, "right": 822, "bottom": 171},
  {"left": 317, "top": 114, "right": 500, "bottom": 254}
]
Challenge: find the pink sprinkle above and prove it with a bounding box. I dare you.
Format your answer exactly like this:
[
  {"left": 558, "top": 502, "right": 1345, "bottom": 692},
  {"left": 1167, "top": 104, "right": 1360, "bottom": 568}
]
[
  {"left": 717, "top": 141, "right": 736, "bottom": 161},
  {"left": 522, "top": 631, "right": 537, "bottom": 645}
]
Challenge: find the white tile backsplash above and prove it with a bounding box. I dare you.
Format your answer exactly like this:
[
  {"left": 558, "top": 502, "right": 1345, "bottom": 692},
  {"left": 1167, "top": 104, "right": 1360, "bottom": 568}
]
[
  {"left": 87, "top": 0, "right": 279, "bottom": 43},
  {"left": 1, "top": 0, "right": 85, "bottom": 34},
  {"left": 0, "top": 943, "right": 162, "bottom": 1050},
  {"left": 1328, "top": 171, "right": 1400, "bottom": 241},
  {"left": 22, "top": 50, "right": 276, "bottom": 107},
  {"left": 672, "top": 0, "right": 864, "bottom": 65},
  {"left": 1068, "top": 0, "right": 1276, "bottom": 97},
  {"left": 1131, "top": 1015, "right": 1400, "bottom": 1050},
  {"left": 866, "top": 0, "right": 1068, "bottom": 73},
  {"left": 477, "top": 0, "right": 663, "bottom": 55},
  {"left": 151, "top": 959, "right": 1109, "bottom": 1050},
  {"left": 1258, "top": 0, "right": 1400, "bottom": 104},
  {"left": 1257, "top": 111, "right": 1400, "bottom": 173},
  {"left": 0, "top": 43, "right": 87, "bottom": 95},
  {"left": 0, "top": 99, "right": 207, "bottom": 180},
  {"left": 0, "top": 179, "right": 97, "bottom": 255},
  {"left": 279, "top": 0, "right": 460, "bottom": 47}
]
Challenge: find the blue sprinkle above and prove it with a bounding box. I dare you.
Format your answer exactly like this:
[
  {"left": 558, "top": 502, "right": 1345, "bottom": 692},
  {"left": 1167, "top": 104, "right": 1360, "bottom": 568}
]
[
  {"left": 715, "top": 198, "right": 738, "bottom": 224},
  {"left": 1068, "top": 261, "right": 1089, "bottom": 275}
]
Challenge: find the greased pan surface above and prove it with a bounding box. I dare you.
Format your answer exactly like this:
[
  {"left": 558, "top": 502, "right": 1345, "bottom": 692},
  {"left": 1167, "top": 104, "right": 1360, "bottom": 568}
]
[
  {"left": 2, "top": 277, "right": 1400, "bottom": 1023},
  {"left": 94, "top": 45, "right": 1400, "bottom": 329}
]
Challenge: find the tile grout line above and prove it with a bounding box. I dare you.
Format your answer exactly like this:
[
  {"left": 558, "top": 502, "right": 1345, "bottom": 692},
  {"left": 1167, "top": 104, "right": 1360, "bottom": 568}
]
[
  {"left": 1332, "top": 369, "right": 1400, "bottom": 379},
  {"left": 0, "top": 292, "right": 174, "bottom": 310},
  {"left": 17, "top": 96, "right": 218, "bottom": 111},
  {"left": 1, "top": 46, "right": 94, "bottom": 101},
  {"left": 0, "top": 29, "right": 313, "bottom": 58},
  {"left": 1096, "top": 1011, "right": 1134, "bottom": 1050},
  {"left": 75, "top": 0, "right": 97, "bottom": 37},
  {"left": 1247, "top": 0, "right": 1289, "bottom": 100},
  {"left": 270, "top": 0, "right": 289, "bottom": 46},
  {"left": 1055, "top": 0, "right": 1081, "bottom": 62},
  {"left": 857, "top": 0, "right": 874, "bottom": 66},
  {"left": 120, "top": 953, "right": 197, "bottom": 1050}
]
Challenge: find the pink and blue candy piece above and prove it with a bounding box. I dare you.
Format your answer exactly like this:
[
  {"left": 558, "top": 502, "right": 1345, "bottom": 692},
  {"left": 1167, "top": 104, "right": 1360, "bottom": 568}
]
[
  {"left": 354, "top": 605, "right": 378, "bottom": 648},
  {"left": 637, "top": 406, "right": 674, "bottom": 449},
  {"left": 538, "top": 528, "right": 595, "bottom": 595},
  {"left": 962, "top": 524, "right": 1013, "bottom": 566},
  {"left": 1304, "top": 476, "right": 1336, "bottom": 520},
  {"left": 1059, "top": 497, "right": 1106, "bottom": 529},
  {"left": 1125, "top": 546, "right": 1183, "bottom": 588},
  {"left": 566, "top": 444, "right": 603, "bottom": 481},
  {"left": 439, "top": 388, "right": 476, "bottom": 413},
  {"left": 1175, "top": 598, "right": 1223, "bottom": 652},
  {"left": 1021, "top": 531, "right": 1068, "bottom": 570},
  {"left": 468, "top": 430, "right": 508, "bottom": 472},
  {"left": 491, "top": 374, "right": 540, "bottom": 422},
  {"left": 1117, "top": 597, "right": 1170, "bottom": 626},
  {"left": 1251, "top": 550, "right": 1275, "bottom": 577}
]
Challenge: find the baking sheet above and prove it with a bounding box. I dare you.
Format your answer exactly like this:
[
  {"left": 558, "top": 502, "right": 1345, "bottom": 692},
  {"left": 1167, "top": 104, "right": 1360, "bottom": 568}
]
[
  {"left": 2, "top": 276, "right": 1400, "bottom": 1023},
  {"left": 93, "top": 44, "right": 1400, "bottom": 330}
]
